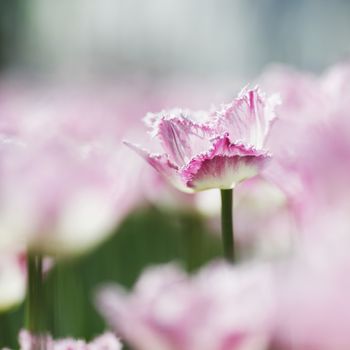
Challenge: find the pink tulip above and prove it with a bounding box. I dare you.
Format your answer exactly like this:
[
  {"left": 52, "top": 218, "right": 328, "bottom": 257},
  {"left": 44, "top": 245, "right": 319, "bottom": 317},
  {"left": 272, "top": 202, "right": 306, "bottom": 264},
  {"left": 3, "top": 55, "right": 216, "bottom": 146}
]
[{"left": 125, "top": 87, "right": 279, "bottom": 193}]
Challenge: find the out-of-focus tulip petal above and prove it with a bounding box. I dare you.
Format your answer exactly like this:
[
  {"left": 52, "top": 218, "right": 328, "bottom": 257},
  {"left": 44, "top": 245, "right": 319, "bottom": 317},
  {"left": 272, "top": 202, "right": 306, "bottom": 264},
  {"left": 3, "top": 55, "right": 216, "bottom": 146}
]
[{"left": 97, "top": 261, "right": 275, "bottom": 350}]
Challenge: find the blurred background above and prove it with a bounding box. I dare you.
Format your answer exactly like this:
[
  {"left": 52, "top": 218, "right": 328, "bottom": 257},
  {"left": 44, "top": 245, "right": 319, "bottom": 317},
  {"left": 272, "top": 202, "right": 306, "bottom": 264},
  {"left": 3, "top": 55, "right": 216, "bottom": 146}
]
[
  {"left": 1, "top": 0, "right": 350, "bottom": 347},
  {"left": 2, "top": 0, "right": 350, "bottom": 80}
]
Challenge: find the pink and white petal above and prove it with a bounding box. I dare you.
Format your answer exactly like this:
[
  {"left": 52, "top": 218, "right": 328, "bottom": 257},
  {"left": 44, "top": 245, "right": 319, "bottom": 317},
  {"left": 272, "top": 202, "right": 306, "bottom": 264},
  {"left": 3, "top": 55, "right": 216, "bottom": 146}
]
[
  {"left": 18, "top": 330, "right": 52, "bottom": 350},
  {"left": 18, "top": 330, "right": 122, "bottom": 350},
  {"left": 123, "top": 141, "right": 192, "bottom": 193},
  {"left": 144, "top": 108, "right": 212, "bottom": 134},
  {"left": 152, "top": 115, "right": 214, "bottom": 167},
  {"left": 216, "top": 87, "right": 279, "bottom": 149},
  {"left": 184, "top": 155, "right": 267, "bottom": 191},
  {"left": 88, "top": 332, "right": 122, "bottom": 350},
  {"left": 143, "top": 110, "right": 180, "bottom": 135},
  {"left": 182, "top": 136, "right": 269, "bottom": 191}
]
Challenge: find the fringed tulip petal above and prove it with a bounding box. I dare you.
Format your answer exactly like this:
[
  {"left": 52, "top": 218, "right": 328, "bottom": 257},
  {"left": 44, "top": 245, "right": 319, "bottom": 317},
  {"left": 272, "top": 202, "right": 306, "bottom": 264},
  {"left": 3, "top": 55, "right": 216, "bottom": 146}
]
[
  {"left": 153, "top": 114, "right": 214, "bottom": 166},
  {"left": 215, "top": 87, "right": 280, "bottom": 150},
  {"left": 123, "top": 141, "right": 191, "bottom": 193}
]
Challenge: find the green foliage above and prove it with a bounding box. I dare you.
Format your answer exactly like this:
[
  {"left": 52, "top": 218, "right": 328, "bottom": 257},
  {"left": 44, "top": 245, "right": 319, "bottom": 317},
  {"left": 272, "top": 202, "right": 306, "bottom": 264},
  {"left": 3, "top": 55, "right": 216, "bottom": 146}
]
[{"left": 0, "top": 205, "right": 221, "bottom": 348}]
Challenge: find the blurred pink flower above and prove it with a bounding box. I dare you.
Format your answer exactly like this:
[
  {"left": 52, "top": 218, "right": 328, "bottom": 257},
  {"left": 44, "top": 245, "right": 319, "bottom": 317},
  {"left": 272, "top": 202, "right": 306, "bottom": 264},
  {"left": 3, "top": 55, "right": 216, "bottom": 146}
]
[
  {"left": 258, "top": 65, "right": 328, "bottom": 204},
  {"left": 18, "top": 330, "right": 121, "bottom": 350},
  {"left": 0, "top": 82, "right": 148, "bottom": 256},
  {"left": 125, "top": 87, "right": 279, "bottom": 193},
  {"left": 257, "top": 63, "right": 350, "bottom": 229},
  {"left": 255, "top": 63, "right": 350, "bottom": 349},
  {"left": 97, "top": 261, "right": 274, "bottom": 350},
  {"left": 273, "top": 239, "right": 350, "bottom": 350}
]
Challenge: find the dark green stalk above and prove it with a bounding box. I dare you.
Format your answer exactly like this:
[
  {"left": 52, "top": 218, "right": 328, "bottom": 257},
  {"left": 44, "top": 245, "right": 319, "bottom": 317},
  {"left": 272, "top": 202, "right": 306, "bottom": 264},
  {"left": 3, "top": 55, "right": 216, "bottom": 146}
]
[
  {"left": 220, "top": 189, "right": 235, "bottom": 262},
  {"left": 26, "top": 253, "right": 46, "bottom": 350}
]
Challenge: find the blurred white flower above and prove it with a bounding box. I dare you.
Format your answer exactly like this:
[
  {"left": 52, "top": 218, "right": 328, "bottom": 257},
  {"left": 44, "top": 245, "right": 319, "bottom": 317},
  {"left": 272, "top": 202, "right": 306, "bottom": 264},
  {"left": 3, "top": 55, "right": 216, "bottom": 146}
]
[{"left": 0, "top": 249, "right": 26, "bottom": 311}]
